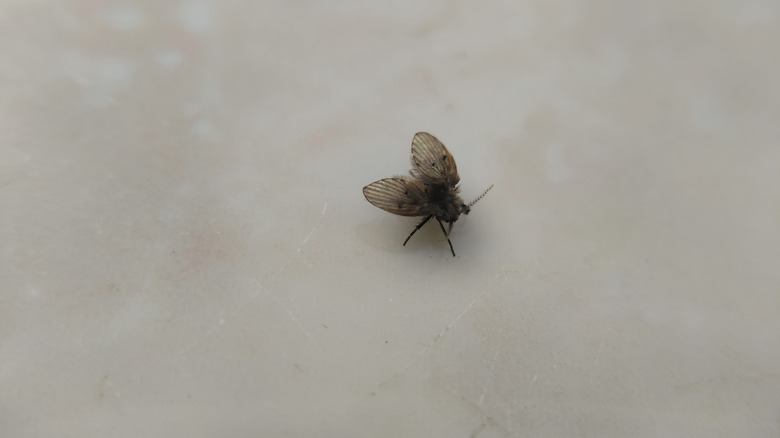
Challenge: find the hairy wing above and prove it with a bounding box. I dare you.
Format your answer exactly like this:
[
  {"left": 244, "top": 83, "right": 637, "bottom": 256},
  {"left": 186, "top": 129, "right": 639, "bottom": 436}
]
[
  {"left": 363, "top": 177, "right": 428, "bottom": 217},
  {"left": 410, "top": 132, "right": 460, "bottom": 186}
]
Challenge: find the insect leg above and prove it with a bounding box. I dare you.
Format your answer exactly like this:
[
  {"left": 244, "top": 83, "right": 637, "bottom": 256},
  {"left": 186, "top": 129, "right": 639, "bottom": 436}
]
[
  {"left": 436, "top": 218, "right": 456, "bottom": 257},
  {"left": 403, "top": 214, "right": 433, "bottom": 246}
]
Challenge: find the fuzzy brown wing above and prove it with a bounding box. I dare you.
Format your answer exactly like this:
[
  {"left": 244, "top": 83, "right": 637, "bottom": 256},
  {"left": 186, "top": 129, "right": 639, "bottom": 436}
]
[
  {"left": 410, "top": 132, "right": 460, "bottom": 186},
  {"left": 363, "top": 177, "right": 428, "bottom": 217}
]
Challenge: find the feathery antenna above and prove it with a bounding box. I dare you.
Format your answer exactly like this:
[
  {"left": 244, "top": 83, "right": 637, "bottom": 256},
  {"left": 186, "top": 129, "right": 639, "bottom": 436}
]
[{"left": 468, "top": 184, "right": 494, "bottom": 207}]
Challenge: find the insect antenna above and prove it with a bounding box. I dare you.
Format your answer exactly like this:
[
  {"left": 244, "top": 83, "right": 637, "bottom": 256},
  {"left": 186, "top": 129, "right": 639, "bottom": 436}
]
[{"left": 468, "top": 184, "right": 494, "bottom": 207}]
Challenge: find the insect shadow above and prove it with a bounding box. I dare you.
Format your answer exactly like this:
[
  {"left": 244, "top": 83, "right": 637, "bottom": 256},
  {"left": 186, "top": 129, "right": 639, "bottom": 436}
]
[{"left": 363, "top": 132, "right": 493, "bottom": 257}]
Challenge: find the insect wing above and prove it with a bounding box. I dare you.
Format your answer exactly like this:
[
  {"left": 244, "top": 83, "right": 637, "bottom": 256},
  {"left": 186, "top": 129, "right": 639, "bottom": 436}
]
[
  {"left": 411, "top": 132, "right": 460, "bottom": 185},
  {"left": 363, "top": 177, "right": 427, "bottom": 217}
]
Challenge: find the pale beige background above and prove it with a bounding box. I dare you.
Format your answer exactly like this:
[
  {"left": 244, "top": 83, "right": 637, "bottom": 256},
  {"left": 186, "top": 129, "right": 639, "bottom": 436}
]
[{"left": 2, "top": 1, "right": 779, "bottom": 437}]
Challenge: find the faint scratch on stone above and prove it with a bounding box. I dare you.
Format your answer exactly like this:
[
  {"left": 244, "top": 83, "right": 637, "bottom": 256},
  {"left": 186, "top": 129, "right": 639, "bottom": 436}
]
[
  {"left": 379, "top": 290, "right": 486, "bottom": 388},
  {"left": 252, "top": 278, "right": 315, "bottom": 344},
  {"left": 527, "top": 373, "right": 538, "bottom": 395},
  {"left": 478, "top": 338, "right": 502, "bottom": 406},
  {"left": 297, "top": 202, "right": 327, "bottom": 253},
  {"left": 205, "top": 317, "right": 225, "bottom": 336},
  {"left": 435, "top": 290, "right": 486, "bottom": 343},
  {"left": 178, "top": 314, "right": 225, "bottom": 355}
]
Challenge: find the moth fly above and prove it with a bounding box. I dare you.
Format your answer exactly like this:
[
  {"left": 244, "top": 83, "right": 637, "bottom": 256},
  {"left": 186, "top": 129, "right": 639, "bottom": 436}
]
[{"left": 363, "top": 132, "right": 493, "bottom": 257}]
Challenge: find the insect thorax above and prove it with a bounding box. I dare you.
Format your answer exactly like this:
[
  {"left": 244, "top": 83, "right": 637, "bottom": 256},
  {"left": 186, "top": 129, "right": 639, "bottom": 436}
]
[{"left": 426, "top": 183, "right": 468, "bottom": 223}]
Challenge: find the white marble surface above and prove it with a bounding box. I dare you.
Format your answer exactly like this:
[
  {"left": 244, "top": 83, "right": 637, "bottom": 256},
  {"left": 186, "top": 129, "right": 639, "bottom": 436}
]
[{"left": 2, "top": 1, "right": 779, "bottom": 436}]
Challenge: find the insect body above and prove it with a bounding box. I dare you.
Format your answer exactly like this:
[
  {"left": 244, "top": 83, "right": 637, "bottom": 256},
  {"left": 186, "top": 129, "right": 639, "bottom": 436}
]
[{"left": 363, "top": 132, "right": 493, "bottom": 257}]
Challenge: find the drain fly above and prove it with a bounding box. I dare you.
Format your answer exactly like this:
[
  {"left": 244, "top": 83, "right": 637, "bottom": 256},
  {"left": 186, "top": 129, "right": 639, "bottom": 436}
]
[{"left": 363, "top": 132, "right": 493, "bottom": 257}]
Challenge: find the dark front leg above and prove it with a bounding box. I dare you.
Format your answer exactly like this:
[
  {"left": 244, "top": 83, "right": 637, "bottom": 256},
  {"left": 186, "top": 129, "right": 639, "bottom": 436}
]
[
  {"left": 436, "top": 218, "right": 456, "bottom": 257},
  {"left": 403, "top": 214, "right": 433, "bottom": 246}
]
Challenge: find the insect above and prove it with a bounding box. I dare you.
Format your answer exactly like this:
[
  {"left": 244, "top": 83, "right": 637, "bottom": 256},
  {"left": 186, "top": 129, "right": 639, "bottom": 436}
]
[{"left": 363, "top": 132, "right": 493, "bottom": 257}]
